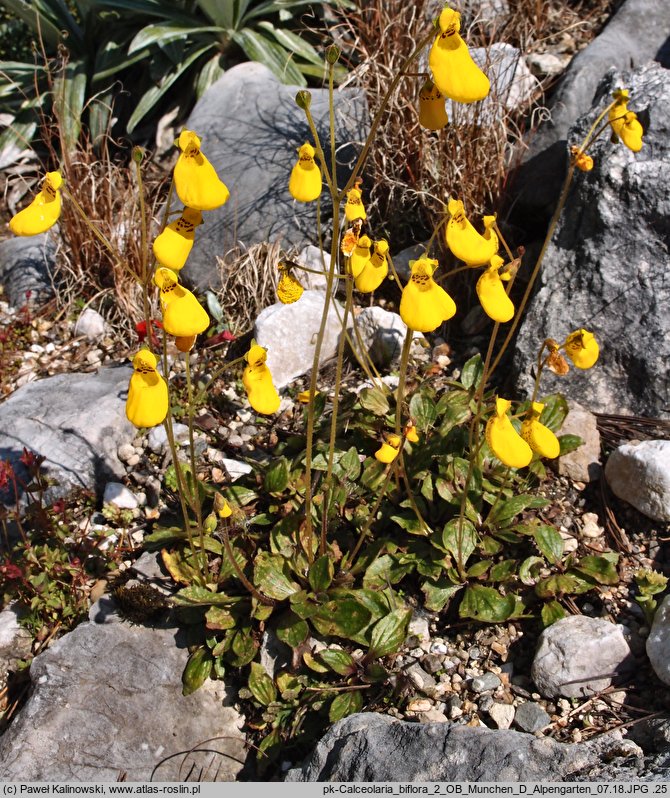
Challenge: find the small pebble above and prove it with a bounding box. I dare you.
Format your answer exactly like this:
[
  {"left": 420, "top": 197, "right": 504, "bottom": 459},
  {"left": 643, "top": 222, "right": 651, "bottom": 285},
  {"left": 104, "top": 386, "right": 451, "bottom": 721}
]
[
  {"left": 489, "top": 702, "right": 515, "bottom": 729},
  {"left": 471, "top": 672, "right": 502, "bottom": 693},
  {"left": 103, "top": 482, "right": 138, "bottom": 510},
  {"left": 117, "top": 443, "right": 135, "bottom": 462},
  {"left": 126, "top": 454, "right": 141, "bottom": 467},
  {"left": 514, "top": 702, "right": 551, "bottom": 734},
  {"left": 430, "top": 642, "right": 448, "bottom": 655}
]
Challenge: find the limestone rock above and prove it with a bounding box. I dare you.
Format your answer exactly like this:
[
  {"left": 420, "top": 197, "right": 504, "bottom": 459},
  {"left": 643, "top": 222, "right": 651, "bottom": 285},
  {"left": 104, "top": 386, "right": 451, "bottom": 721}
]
[
  {"left": 0, "top": 231, "right": 57, "bottom": 307},
  {"left": 285, "top": 712, "right": 600, "bottom": 781},
  {"left": 102, "top": 482, "right": 138, "bottom": 510},
  {"left": 349, "top": 306, "right": 408, "bottom": 369},
  {"left": 74, "top": 308, "right": 107, "bottom": 340},
  {"left": 605, "top": 440, "right": 670, "bottom": 523},
  {"left": 254, "top": 290, "right": 343, "bottom": 389},
  {"left": 0, "top": 366, "right": 134, "bottom": 503},
  {"left": 515, "top": 64, "right": 670, "bottom": 417},
  {"left": 514, "top": 702, "right": 551, "bottom": 733},
  {"left": 646, "top": 595, "right": 670, "bottom": 685},
  {"left": 0, "top": 606, "right": 32, "bottom": 692},
  {"left": 0, "top": 621, "right": 245, "bottom": 781},
  {"left": 532, "top": 616, "right": 634, "bottom": 698},
  {"left": 179, "top": 62, "right": 369, "bottom": 290},
  {"left": 295, "top": 245, "right": 331, "bottom": 293},
  {"left": 555, "top": 402, "right": 601, "bottom": 483}
]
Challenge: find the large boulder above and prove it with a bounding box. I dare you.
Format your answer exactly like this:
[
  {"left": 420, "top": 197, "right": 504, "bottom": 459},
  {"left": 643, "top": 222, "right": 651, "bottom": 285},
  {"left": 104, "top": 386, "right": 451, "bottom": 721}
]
[
  {"left": 179, "top": 62, "right": 369, "bottom": 291},
  {"left": 0, "top": 366, "right": 135, "bottom": 503},
  {"left": 514, "top": 63, "right": 670, "bottom": 418},
  {"left": 0, "top": 619, "right": 245, "bottom": 781},
  {"left": 512, "top": 0, "right": 670, "bottom": 220},
  {"left": 605, "top": 440, "right": 670, "bottom": 523},
  {"left": 0, "top": 231, "right": 57, "bottom": 307}
]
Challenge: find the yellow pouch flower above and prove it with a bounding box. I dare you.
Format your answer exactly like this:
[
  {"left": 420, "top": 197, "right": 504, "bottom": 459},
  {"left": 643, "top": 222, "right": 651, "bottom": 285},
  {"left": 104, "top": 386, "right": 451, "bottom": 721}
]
[
  {"left": 608, "top": 89, "right": 630, "bottom": 140},
  {"left": 485, "top": 397, "right": 533, "bottom": 469},
  {"left": 243, "top": 343, "right": 280, "bottom": 415},
  {"left": 563, "top": 329, "right": 599, "bottom": 369},
  {"left": 429, "top": 7, "right": 490, "bottom": 104},
  {"left": 476, "top": 255, "right": 514, "bottom": 323},
  {"left": 152, "top": 207, "right": 203, "bottom": 272},
  {"left": 399, "top": 257, "right": 456, "bottom": 333},
  {"left": 277, "top": 267, "right": 304, "bottom": 304},
  {"left": 355, "top": 239, "right": 389, "bottom": 293},
  {"left": 621, "top": 112, "right": 643, "bottom": 152},
  {"left": 126, "top": 349, "right": 169, "bottom": 428},
  {"left": 9, "top": 171, "right": 63, "bottom": 236},
  {"left": 349, "top": 235, "right": 372, "bottom": 279},
  {"left": 289, "top": 142, "right": 322, "bottom": 202},
  {"left": 344, "top": 185, "right": 366, "bottom": 222},
  {"left": 174, "top": 130, "right": 230, "bottom": 211},
  {"left": 375, "top": 433, "right": 402, "bottom": 464},
  {"left": 404, "top": 421, "right": 419, "bottom": 444},
  {"left": 446, "top": 200, "right": 498, "bottom": 266},
  {"left": 609, "top": 90, "right": 644, "bottom": 151},
  {"left": 154, "top": 267, "right": 210, "bottom": 338},
  {"left": 418, "top": 79, "right": 449, "bottom": 131},
  {"left": 521, "top": 402, "right": 560, "bottom": 459}
]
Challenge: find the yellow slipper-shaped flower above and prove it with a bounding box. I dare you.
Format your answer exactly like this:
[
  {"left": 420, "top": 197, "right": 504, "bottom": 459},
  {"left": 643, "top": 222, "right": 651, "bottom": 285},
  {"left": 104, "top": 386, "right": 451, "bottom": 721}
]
[
  {"left": 429, "top": 7, "right": 490, "bottom": 104},
  {"left": 277, "top": 267, "right": 304, "bottom": 304},
  {"left": 521, "top": 402, "right": 560, "bottom": 459},
  {"left": 608, "top": 89, "right": 630, "bottom": 140},
  {"left": 476, "top": 255, "right": 514, "bottom": 323},
  {"left": 486, "top": 397, "right": 533, "bottom": 469},
  {"left": 418, "top": 79, "right": 449, "bottom": 131},
  {"left": 563, "top": 329, "right": 599, "bottom": 369},
  {"left": 152, "top": 207, "right": 203, "bottom": 272},
  {"left": 243, "top": 343, "right": 280, "bottom": 415},
  {"left": 154, "top": 267, "right": 210, "bottom": 338},
  {"left": 174, "top": 130, "right": 230, "bottom": 211},
  {"left": 620, "top": 112, "right": 644, "bottom": 152},
  {"left": 446, "top": 200, "right": 498, "bottom": 266},
  {"left": 289, "top": 142, "right": 322, "bottom": 202},
  {"left": 349, "top": 235, "right": 372, "bottom": 279},
  {"left": 355, "top": 239, "right": 389, "bottom": 293},
  {"left": 375, "top": 433, "right": 402, "bottom": 464},
  {"left": 399, "top": 257, "right": 457, "bottom": 333},
  {"left": 9, "top": 171, "right": 63, "bottom": 236},
  {"left": 126, "top": 349, "right": 169, "bottom": 428},
  {"left": 344, "top": 186, "right": 367, "bottom": 222}
]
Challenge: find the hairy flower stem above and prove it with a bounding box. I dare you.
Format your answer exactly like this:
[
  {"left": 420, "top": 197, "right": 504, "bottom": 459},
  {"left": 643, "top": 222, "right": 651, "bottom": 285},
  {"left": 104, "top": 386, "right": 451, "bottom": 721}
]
[
  {"left": 347, "top": 465, "right": 395, "bottom": 567},
  {"left": 530, "top": 342, "right": 549, "bottom": 404},
  {"left": 184, "top": 352, "right": 206, "bottom": 572},
  {"left": 133, "top": 155, "right": 153, "bottom": 347},
  {"left": 193, "top": 355, "right": 246, "bottom": 406},
  {"left": 220, "top": 521, "right": 275, "bottom": 606}
]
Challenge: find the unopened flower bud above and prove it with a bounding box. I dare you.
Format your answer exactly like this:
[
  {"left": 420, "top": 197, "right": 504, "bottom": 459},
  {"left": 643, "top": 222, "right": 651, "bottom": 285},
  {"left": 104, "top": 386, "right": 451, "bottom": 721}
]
[
  {"left": 203, "top": 512, "right": 218, "bottom": 534},
  {"left": 132, "top": 146, "right": 144, "bottom": 164},
  {"left": 326, "top": 44, "right": 341, "bottom": 64},
  {"left": 295, "top": 90, "right": 312, "bottom": 110}
]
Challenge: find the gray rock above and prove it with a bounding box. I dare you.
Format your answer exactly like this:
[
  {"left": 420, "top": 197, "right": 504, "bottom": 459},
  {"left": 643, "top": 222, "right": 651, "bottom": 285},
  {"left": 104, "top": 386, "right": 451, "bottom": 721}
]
[
  {"left": 0, "top": 366, "right": 134, "bottom": 503},
  {"left": 260, "top": 629, "right": 292, "bottom": 679},
  {"left": 284, "top": 712, "right": 601, "bottom": 781},
  {"left": 220, "top": 457, "right": 253, "bottom": 481},
  {"left": 527, "top": 52, "right": 572, "bottom": 79},
  {"left": 605, "top": 440, "right": 670, "bottom": 523},
  {"left": 406, "top": 662, "right": 437, "bottom": 692},
  {"left": 74, "top": 308, "right": 107, "bottom": 340},
  {"left": 392, "top": 241, "right": 428, "bottom": 282},
  {"left": 646, "top": 595, "right": 670, "bottom": 685},
  {"left": 421, "top": 654, "right": 445, "bottom": 674},
  {"left": 147, "top": 422, "right": 190, "bottom": 453},
  {"left": 0, "top": 231, "right": 57, "bottom": 306},
  {"left": 514, "top": 0, "right": 670, "bottom": 216},
  {"left": 255, "top": 290, "right": 343, "bottom": 389},
  {"left": 471, "top": 672, "right": 502, "bottom": 693},
  {"left": 0, "top": 621, "right": 245, "bottom": 781},
  {"left": 0, "top": 606, "right": 32, "bottom": 692},
  {"left": 514, "top": 701, "right": 551, "bottom": 733},
  {"left": 349, "top": 306, "right": 409, "bottom": 369},
  {"left": 532, "top": 616, "right": 635, "bottom": 698},
  {"left": 554, "top": 401, "right": 601, "bottom": 483},
  {"left": 180, "top": 62, "right": 369, "bottom": 290},
  {"left": 295, "top": 245, "right": 331, "bottom": 293},
  {"left": 102, "top": 482, "right": 138, "bottom": 510},
  {"left": 515, "top": 63, "right": 670, "bottom": 418}
]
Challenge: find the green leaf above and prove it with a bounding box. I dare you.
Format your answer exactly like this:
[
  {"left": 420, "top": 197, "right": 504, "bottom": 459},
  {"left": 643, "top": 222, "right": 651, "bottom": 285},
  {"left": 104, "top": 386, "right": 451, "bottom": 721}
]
[
  {"left": 390, "top": 513, "right": 427, "bottom": 536},
  {"left": 172, "top": 586, "right": 242, "bottom": 607},
  {"left": 129, "top": 23, "right": 222, "bottom": 54},
  {"left": 358, "top": 386, "right": 390, "bottom": 416},
  {"left": 487, "top": 494, "right": 549, "bottom": 527},
  {"left": 311, "top": 599, "right": 372, "bottom": 640},
  {"left": 182, "top": 647, "right": 213, "bottom": 695},
  {"left": 337, "top": 447, "right": 362, "bottom": 481},
  {"left": 205, "top": 606, "right": 236, "bottom": 630},
  {"left": 254, "top": 552, "right": 300, "bottom": 600},
  {"left": 532, "top": 525, "right": 564, "bottom": 566},
  {"left": 231, "top": 28, "right": 305, "bottom": 85},
  {"left": 537, "top": 394, "right": 569, "bottom": 432},
  {"left": 275, "top": 610, "right": 309, "bottom": 647},
  {"left": 227, "top": 627, "right": 259, "bottom": 666},
  {"left": 519, "top": 556, "right": 544, "bottom": 585},
  {"left": 309, "top": 555, "right": 334, "bottom": 592},
  {"left": 53, "top": 60, "right": 87, "bottom": 153},
  {"left": 459, "top": 585, "right": 516, "bottom": 622},
  {"left": 256, "top": 20, "right": 325, "bottom": 67},
  {"left": 363, "top": 555, "right": 411, "bottom": 590},
  {"left": 541, "top": 600, "right": 567, "bottom": 627},
  {"left": 489, "top": 559, "right": 517, "bottom": 582},
  {"left": 317, "top": 649, "right": 357, "bottom": 676},
  {"left": 535, "top": 573, "right": 591, "bottom": 599},
  {"left": 422, "top": 577, "right": 461, "bottom": 612},
  {"left": 205, "top": 290, "right": 224, "bottom": 321},
  {"left": 367, "top": 608, "right": 411, "bottom": 659},
  {"left": 329, "top": 690, "right": 363, "bottom": 722},
  {"left": 439, "top": 518, "right": 477, "bottom": 566},
  {"left": 467, "top": 560, "right": 490, "bottom": 578},
  {"left": 573, "top": 555, "right": 619, "bottom": 586},
  {"left": 195, "top": 52, "right": 226, "bottom": 98},
  {"left": 558, "top": 434, "right": 584, "bottom": 455},
  {"left": 264, "top": 457, "right": 290, "bottom": 494},
  {"left": 196, "top": 0, "right": 236, "bottom": 27},
  {"left": 409, "top": 393, "right": 437, "bottom": 432},
  {"left": 461, "top": 354, "right": 484, "bottom": 390},
  {"left": 248, "top": 662, "right": 277, "bottom": 706}
]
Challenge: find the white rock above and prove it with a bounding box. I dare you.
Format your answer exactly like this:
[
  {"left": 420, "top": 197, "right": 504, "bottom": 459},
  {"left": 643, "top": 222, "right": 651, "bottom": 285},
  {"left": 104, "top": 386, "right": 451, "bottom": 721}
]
[
  {"left": 605, "top": 440, "right": 670, "bottom": 523},
  {"left": 103, "top": 482, "right": 139, "bottom": 510},
  {"left": 408, "top": 614, "right": 430, "bottom": 643},
  {"left": 74, "top": 308, "right": 107, "bottom": 340},
  {"left": 646, "top": 595, "right": 670, "bottom": 685},
  {"left": 296, "top": 245, "right": 332, "bottom": 292},
  {"left": 555, "top": 401, "right": 601, "bottom": 483},
  {"left": 220, "top": 458, "right": 253, "bottom": 481},
  {"left": 527, "top": 52, "right": 571, "bottom": 77},
  {"left": 488, "top": 702, "right": 515, "bottom": 729},
  {"left": 255, "top": 291, "right": 343, "bottom": 389},
  {"left": 117, "top": 443, "right": 136, "bottom": 463},
  {"left": 532, "top": 616, "right": 634, "bottom": 698},
  {"left": 349, "top": 307, "right": 409, "bottom": 369},
  {"left": 580, "top": 512, "right": 603, "bottom": 539},
  {"left": 147, "top": 423, "right": 190, "bottom": 453}
]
